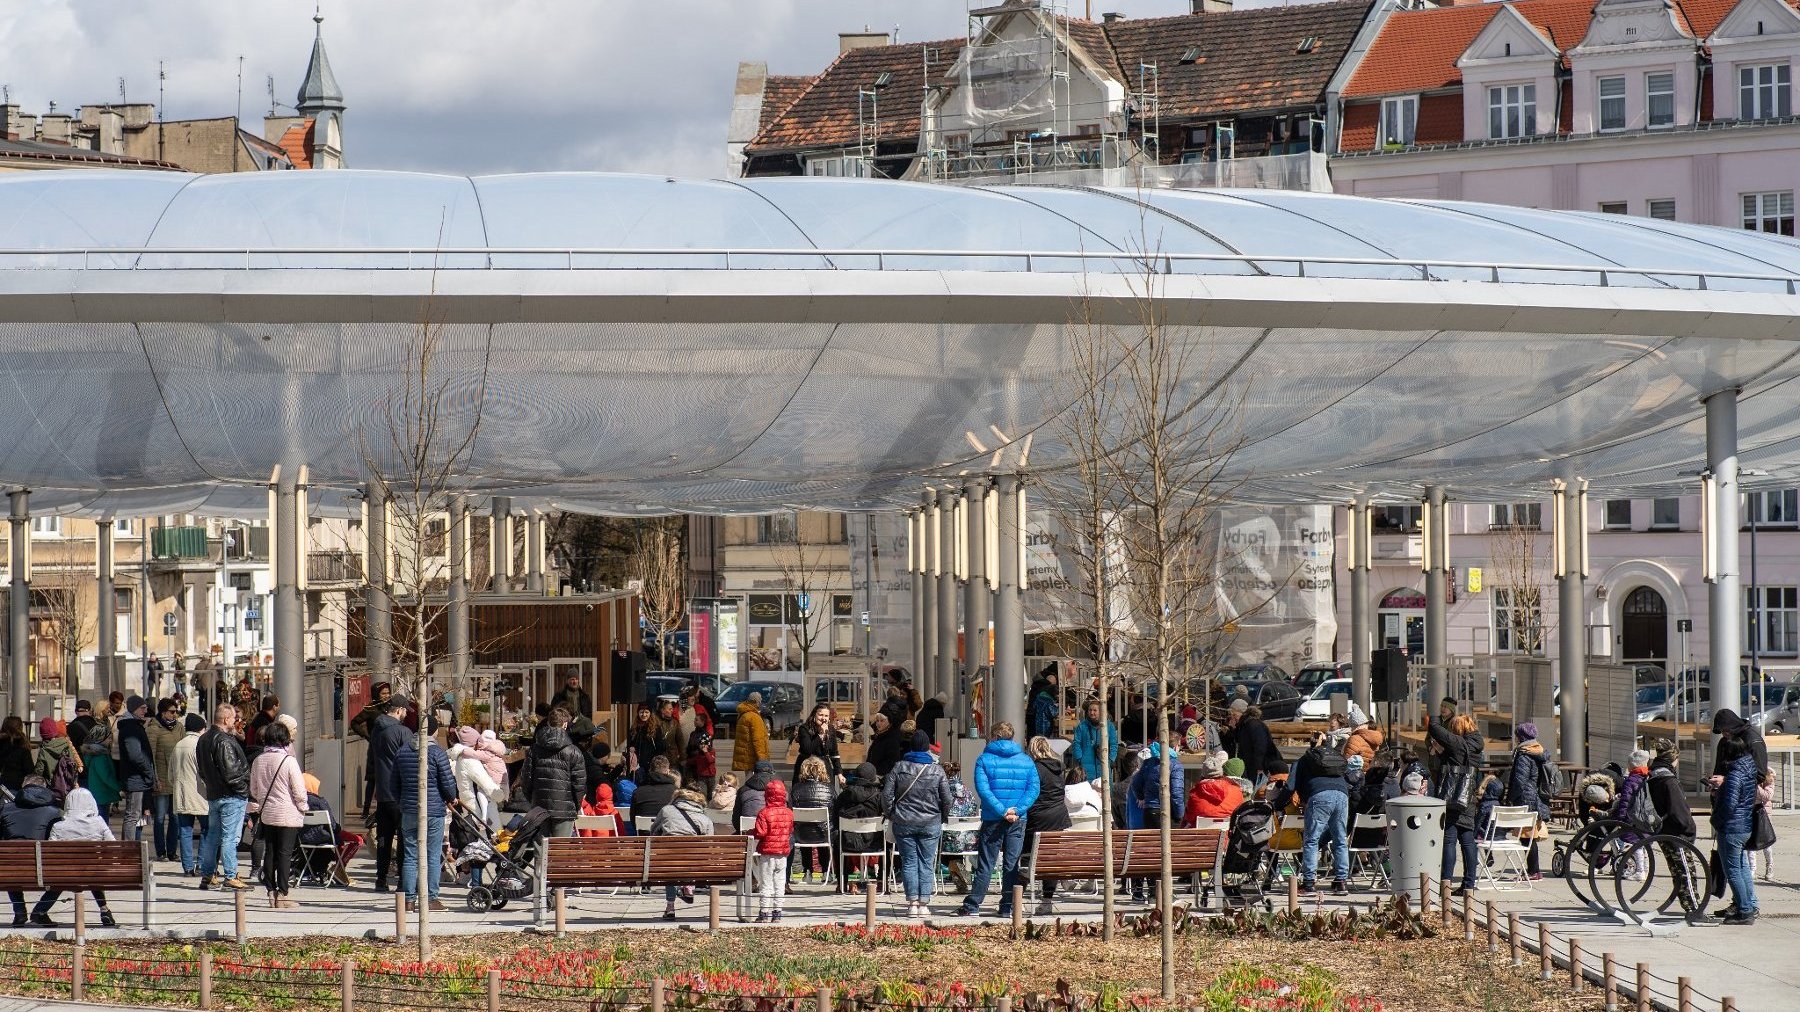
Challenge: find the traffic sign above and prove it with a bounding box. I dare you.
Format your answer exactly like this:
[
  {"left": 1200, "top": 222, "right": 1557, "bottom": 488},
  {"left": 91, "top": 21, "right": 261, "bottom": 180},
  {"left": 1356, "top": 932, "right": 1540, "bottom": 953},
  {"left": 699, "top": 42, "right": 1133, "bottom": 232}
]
[
  {"left": 163, "top": 612, "right": 178, "bottom": 634},
  {"left": 796, "top": 592, "right": 812, "bottom": 616}
]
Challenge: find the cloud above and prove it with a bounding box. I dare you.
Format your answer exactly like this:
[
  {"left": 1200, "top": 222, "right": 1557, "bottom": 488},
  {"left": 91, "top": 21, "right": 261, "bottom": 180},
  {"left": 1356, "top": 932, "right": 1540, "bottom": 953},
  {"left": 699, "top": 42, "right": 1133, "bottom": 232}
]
[{"left": 1, "top": 0, "right": 1201, "bottom": 178}]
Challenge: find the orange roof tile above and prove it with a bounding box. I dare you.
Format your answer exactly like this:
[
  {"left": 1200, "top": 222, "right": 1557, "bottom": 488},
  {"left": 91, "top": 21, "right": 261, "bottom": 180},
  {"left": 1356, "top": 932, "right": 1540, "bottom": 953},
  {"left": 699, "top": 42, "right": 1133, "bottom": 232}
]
[
  {"left": 278, "top": 120, "right": 313, "bottom": 169},
  {"left": 748, "top": 39, "right": 964, "bottom": 153},
  {"left": 760, "top": 75, "right": 815, "bottom": 132}
]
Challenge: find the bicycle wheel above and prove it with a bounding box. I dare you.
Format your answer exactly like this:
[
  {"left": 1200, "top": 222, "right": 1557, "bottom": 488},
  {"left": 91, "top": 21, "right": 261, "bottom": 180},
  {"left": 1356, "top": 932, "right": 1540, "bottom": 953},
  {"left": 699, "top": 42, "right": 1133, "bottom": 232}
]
[
  {"left": 1562, "top": 819, "right": 1626, "bottom": 912},
  {"left": 1588, "top": 825, "right": 1653, "bottom": 914},
  {"left": 1613, "top": 836, "right": 1711, "bottom": 926}
]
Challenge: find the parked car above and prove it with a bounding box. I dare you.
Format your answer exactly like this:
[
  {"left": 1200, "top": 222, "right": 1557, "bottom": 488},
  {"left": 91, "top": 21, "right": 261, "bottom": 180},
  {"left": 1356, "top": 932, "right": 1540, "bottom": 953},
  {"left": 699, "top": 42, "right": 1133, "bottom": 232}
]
[
  {"left": 644, "top": 630, "right": 690, "bottom": 669},
  {"left": 1292, "top": 662, "right": 1351, "bottom": 696},
  {"left": 1634, "top": 683, "right": 1671, "bottom": 723},
  {"left": 1762, "top": 681, "right": 1800, "bottom": 734},
  {"left": 1234, "top": 679, "right": 1303, "bottom": 721},
  {"left": 715, "top": 679, "right": 805, "bottom": 736},
  {"left": 1296, "top": 678, "right": 1355, "bottom": 721},
  {"left": 1217, "top": 662, "right": 1291, "bottom": 687},
  {"left": 1663, "top": 680, "right": 1785, "bottom": 727}
]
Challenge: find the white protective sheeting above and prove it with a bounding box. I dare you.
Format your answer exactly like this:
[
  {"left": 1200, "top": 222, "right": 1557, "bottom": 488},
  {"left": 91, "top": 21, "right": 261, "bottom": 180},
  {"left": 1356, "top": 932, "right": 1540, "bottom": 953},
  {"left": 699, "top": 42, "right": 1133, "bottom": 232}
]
[{"left": 0, "top": 170, "right": 1798, "bottom": 516}]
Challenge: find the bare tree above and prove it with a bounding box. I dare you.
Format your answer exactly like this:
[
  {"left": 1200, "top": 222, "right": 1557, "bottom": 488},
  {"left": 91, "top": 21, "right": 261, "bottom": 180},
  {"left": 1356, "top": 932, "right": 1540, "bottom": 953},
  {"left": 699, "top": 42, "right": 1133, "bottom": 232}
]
[
  {"left": 774, "top": 510, "right": 832, "bottom": 670},
  {"left": 627, "top": 516, "right": 687, "bottom": 670},
  {"left": 1488, "top": 501, "right": 1549, "bottom": 659},
  {"left": 357, "top": 277, "right": 492, "bottom": 962},
  {"left": 41, "top": 578, "right": 93, "bottom": 699}
]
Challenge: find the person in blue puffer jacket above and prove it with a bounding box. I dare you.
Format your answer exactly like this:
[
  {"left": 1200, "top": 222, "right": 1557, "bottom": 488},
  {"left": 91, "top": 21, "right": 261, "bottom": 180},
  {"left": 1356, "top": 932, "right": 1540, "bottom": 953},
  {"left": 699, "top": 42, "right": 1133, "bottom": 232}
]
[
  {"left": 954, "top": 723, "right": 1040, "bottom": 919},
  {"left": 1710, "top": 713, "right": 1761, "bottom": 925},
  {"left": 1129, "top": 741, "right": 1185, "bottom": 828}
]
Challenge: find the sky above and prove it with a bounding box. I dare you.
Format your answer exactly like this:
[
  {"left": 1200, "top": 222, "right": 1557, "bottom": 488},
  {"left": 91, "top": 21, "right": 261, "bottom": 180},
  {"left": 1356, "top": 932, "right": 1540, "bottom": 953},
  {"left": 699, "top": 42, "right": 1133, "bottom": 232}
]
[{"left": 0, "top": 0, "right": 1217, "bottom": 179}]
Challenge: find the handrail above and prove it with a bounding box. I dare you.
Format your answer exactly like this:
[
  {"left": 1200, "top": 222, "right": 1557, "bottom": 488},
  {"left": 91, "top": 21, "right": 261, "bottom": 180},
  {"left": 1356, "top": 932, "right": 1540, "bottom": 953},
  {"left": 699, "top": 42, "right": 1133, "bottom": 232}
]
[{"left": 0, "top": 246, "right": 1793, "bottom": 292}]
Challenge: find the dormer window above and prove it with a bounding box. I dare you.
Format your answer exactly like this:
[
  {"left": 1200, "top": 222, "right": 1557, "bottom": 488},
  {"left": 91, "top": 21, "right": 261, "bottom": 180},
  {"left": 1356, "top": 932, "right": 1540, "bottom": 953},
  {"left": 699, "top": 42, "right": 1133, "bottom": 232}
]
[
  {"left": 1380, "top": 95, "right": 1419, "bottom": 146},
  {"left": 1488, "top": 83, "right": 1537, "bottom": 139},
  {"left": 1739, "top": 63, "right": 1792, "bottom": 120}
]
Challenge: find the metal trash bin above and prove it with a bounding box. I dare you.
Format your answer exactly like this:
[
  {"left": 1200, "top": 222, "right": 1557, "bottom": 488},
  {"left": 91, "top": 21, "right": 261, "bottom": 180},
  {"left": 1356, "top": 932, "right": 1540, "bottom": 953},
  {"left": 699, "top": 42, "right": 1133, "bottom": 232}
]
[{"left": 1385, "top": 795, "right": 1447, "bottom": 905}]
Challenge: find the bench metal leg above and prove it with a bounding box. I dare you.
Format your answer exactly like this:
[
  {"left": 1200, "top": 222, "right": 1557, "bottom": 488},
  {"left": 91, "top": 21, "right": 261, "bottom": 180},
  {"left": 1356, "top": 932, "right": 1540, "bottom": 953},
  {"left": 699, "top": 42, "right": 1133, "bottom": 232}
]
[{"left": 533, "top": 848, "right": 547, "bottom": 929}]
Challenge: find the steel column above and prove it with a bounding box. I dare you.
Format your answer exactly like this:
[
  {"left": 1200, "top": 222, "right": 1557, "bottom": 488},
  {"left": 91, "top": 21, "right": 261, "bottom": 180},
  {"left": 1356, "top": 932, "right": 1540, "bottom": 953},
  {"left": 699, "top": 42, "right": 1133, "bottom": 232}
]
[
  {"left": 1424, "top": 486, "right": 1449, "bottom": 713},
  {"left": 449, "top": 497, "right": 470, "bottom": 677},
  {"left": 1706, "top": 391, "right": 1742, "bottom": 729},
  {"left": 1349, "top": 500, "right": 1371, "bottom": 714},
  {"left": 525, "top": 511, "right": 545, "bottom": 594},
  {"left": 273, "top": 471, "right": 304, "bottom": 745},
  {"left": 1557, "top": 480, "right": 1588, "bottom": 766},
  {"left": 909, "top": 510, "right": 926, "bottom": 693},
  {"left": 920, "top": 493, "right": 938, "bottom": 698},
  {"left": 490, "top": 497, "right": 513, "bottom": 593},
  {"left": 994, "top": 475, "right": 1024, "bottom": 741},
  {"left": 936, "top": 489, "right": 959, "bottom": 721},
  {"left": 97, "top": 520, "right": 116, "bottom": 698},
  {"left": 8, "top": 491, "right": 27, "bottom": 719},
  {"left": 963, "top": 477, "right": 990, "bottom": 728},
  {"left": 365, "top": 490, "right": 392, "bottom": 676}
]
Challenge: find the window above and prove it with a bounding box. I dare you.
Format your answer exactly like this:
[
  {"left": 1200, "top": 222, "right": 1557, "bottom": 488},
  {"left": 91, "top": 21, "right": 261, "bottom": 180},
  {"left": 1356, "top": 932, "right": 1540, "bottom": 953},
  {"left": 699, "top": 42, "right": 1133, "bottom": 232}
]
[
  {"left": 1490, "top": 503, "right": 1543, "bottom": 529},
  {"left": 1603, "top": 499, "right": 1632, "bottom": 529},
  {"left": 113, "top": 518, "right": 133, "bottom": 535},
  {"left": 1647, "top": 72, "right": 1675, "bottom": 128},
  {"left": 1494, "top": 588, "right": 1544, "bottom": 654},
  {"left": 30, "top": 517, "right": 60, "bottom": 536},
  {"left": 112, "top": 587, "right": 132, "bottom": 615},
  {"left": 1738, "top": 63, "right": 1792, "bottom": 119},
  {"left": 1742, "top": 191, "right": 1796, "bottom": 236},
  {"left": 1598, "top": 75, "right": 1627, "bottom": 131},
  {"left": 1745, "top": 586, "right": 1799, "bottom": 655},
  {"left": 1371, "top": 504, "right": 1421, "bottom": 532},
  {"left": 1650, "top": 497, "right": 1680, "bottom": 529},
  {"left": 755, "top": 514, "right": 797, "bottom": 544},
  {"left": 1599, "top": 201, "right": 1628, "bottom": 214},
  {"left": 1380, "top": 95, "right": 1418, "bottom": 146},
  {"left": 1487, "top": 83, "right": 1537, "bottom": 139},
  {"left": 1745, "top": 489, "right": 1800, "bottom": 526},
  {"left": 1647, "top": 198, "right": 1677, "bottom": 220},
  {"left": 805, "top": 155, "right": 871, "bottom": 178}
]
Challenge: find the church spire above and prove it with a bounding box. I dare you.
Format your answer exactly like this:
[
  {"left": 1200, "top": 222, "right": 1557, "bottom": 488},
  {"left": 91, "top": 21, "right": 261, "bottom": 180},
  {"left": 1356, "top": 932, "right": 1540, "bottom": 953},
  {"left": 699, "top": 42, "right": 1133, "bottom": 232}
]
[{"left": 296, "top": 5, "right": 345, "bottom": 118}]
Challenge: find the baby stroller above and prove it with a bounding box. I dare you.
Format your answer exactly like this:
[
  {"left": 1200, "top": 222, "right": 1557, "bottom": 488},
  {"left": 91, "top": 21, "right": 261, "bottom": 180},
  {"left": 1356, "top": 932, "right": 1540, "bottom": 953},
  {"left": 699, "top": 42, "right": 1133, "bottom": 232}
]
[
  {"left": 1217, "top": 800, "right": 1276, "bottom": 910},
  {"left": 455, "top": 805, "right": 550, "bottom": 913}
]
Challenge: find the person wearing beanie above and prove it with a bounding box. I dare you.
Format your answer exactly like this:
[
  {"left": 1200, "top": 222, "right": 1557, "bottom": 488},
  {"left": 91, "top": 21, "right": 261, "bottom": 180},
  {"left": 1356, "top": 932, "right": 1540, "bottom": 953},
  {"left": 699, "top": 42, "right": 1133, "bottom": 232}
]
[
  {"left": 1185, "top": 753, "right": 1244, "bottom": 824},
  {"left": 834, "top": 762, "right": 889, "bottom": 891},
  {"left": 31, "top": 717, "right": 79, "bottom": 797},
  {"left": 1401, "top": 770, "right": 1427, "bottom": 796},
  {"left": 1504, "top": 720, "right": 1550, "bottom": 879},
  {"left": 114, "top": 695, "right": 157, "bottom": 842},
  {"left": 1644, "top": 739, "right": 1694, "bottom": 841}
]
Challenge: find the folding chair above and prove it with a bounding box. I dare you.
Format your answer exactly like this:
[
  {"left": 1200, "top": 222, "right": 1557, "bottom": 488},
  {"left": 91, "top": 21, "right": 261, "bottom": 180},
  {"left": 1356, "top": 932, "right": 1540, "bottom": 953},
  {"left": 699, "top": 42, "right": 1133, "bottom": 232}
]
[
  {"left": 1477, "top": 805, "right": 1537, "bottom": 891},
  {"left": 1191, "top": 817, "right": 1231, "bottom": 832},
  {"left": 294, "top": 809, "right": 343, "bottom": 887},
  {"left": 634, "top": 815, "right": 657, "bottom": 835},
  {"left": 1268, "top": 811, "right": 1305, "bottom": 883},
  {"left": 791, "top": 807, "right": 832, "bottom": 885},
  {"left": 938, "top": 817, "right": 982, "bottom": 887},
  {"left": 1348, "top": 813, "right": 1389, "bottom": 890},
  {"left": 574, "top": 813, "right": 618, "bottom": 836},
  {"left": 838, "top": 816, "right": 890, "bottom": 891}
]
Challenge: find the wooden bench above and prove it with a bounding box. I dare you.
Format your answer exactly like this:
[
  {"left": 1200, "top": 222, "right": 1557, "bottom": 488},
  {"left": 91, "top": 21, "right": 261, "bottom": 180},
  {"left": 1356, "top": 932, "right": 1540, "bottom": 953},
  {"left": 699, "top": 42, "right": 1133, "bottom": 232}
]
[
  {"left": 1027, "top": 828, "right": 1226, "bottom": 911},
  {"left": 542, "top": 835, "right": 752, "bottom": 931},
  {"left": 0, "top": 840, "right": 155, "bottom": 929}
]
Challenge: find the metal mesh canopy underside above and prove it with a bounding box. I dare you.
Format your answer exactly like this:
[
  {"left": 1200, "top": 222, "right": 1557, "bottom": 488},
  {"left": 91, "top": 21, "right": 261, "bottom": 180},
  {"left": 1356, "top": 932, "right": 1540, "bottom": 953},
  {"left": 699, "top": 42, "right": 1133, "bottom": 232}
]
[{"left": 2, "top": 169, "right": 1799, "bottom": 518}]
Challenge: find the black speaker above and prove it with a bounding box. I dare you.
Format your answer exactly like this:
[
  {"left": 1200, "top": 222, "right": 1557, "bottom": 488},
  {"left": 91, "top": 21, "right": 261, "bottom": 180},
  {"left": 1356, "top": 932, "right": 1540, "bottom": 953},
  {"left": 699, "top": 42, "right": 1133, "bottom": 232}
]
[
  {"left": 1371, "top": 648, "right": 1410, "bottom": 703},
  {"left": 610, "top": 649, "right": 648, "bottom": 704}
]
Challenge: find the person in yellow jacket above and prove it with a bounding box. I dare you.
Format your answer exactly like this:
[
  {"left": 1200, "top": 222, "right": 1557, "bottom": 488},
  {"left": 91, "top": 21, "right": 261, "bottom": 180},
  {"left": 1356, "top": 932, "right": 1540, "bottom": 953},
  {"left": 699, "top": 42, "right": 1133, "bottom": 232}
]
[{"left": 732, "top": 693, "right": 770, "bottom": 773}]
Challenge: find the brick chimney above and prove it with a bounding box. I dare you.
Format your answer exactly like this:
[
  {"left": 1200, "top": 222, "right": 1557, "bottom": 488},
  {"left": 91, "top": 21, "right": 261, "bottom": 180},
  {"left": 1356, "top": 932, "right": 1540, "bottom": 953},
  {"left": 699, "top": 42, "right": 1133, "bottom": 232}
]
[{"left": 1190, "top": 0, "right": 1233, "bottom": 12}]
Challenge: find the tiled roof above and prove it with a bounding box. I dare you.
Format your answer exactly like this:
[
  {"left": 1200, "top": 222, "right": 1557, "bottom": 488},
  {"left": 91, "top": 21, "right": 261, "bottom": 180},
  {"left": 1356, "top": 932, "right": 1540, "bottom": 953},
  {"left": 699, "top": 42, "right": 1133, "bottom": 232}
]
[
  {"left": 1342, "top": 0, "right": 1774, "bottom": 100},
  {"left": 760, "top": 75, "right": 816, "bottom": 132},
  {"left": 278, "top": 120, "right": 314, "bottom": 169},
  {"left": 749, "top": 39, "right": 964, "bottom": 153},
  {"left": 1105, "top": 0, "right": 1375, "bottom": 118},
  {"left": 0, "top": 136, "right": 177, "bottom": 169}
]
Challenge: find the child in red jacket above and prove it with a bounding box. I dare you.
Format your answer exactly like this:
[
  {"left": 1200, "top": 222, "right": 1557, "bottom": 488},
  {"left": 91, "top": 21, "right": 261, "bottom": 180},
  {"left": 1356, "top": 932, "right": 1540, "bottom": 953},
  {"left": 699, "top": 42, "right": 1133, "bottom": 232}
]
[{"left": 751, "top": 779, "right": 794, "bottom": 922}]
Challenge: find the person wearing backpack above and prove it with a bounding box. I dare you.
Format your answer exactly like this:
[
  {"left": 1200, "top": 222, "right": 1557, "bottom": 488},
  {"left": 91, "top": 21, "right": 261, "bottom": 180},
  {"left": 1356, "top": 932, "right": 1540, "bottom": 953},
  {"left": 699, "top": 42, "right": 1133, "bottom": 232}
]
[
  {"left": 32, "top": 718, "right": 82, "bottom": 803},
  {"left": 1293, "top": 732, "right": 1352, "bottom": 895},
  {"left": 1610, "top": 749, "right": 1657, "bottom": 843},
  {"left": 1503, "top": 722, "right": 1552, "bottom": 880}
]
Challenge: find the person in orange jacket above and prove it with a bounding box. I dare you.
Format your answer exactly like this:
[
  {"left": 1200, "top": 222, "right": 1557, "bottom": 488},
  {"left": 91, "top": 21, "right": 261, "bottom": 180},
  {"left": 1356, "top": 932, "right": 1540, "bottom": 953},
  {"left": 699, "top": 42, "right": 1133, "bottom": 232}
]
[
  {"left": 579, "top": 782, "right": 621, "bottom": 837},
  {"left": 1184, "top": 754, "right": 1245, "bottom": 824}
]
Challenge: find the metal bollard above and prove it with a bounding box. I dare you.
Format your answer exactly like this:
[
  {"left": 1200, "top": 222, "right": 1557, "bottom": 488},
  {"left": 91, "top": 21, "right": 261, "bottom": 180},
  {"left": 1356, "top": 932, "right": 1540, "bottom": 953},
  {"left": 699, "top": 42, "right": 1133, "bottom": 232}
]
[
  {"left": 1604, "top": 952, "right": 1618, "bottom": 1012},
  {"left": 1636, "top": 963, "right": 1650, "bottom": 1012},
  {"left": 487, "top": 969, "right": 500, "bottom": 1012},
  {"left": 1539, "top": 923, "right": 1552, "bottom": 981},
  {"left": 652, "top": 978, "right": 666, "bottom": 1012},
  {"left": 1484, "top": 900, "right": 1496, "bottom": 954},
  {"left": 394, "top": 892, "right": 406, "bottom": 942},
  {"left": 1507, "top": 911, "right": 1520, "bottom": 967},
  {"left": 1569, "top": 937, "right": 1582, "bottom": 993},
  {"left": 199, "top": 950, "right": 213, "bottom": 1011},
  {"left": 71, "top": 943, "right": 84, "bottom": 1002},
  {"left": 341, "top": 956, "right": 354, "bottom": 1012}
]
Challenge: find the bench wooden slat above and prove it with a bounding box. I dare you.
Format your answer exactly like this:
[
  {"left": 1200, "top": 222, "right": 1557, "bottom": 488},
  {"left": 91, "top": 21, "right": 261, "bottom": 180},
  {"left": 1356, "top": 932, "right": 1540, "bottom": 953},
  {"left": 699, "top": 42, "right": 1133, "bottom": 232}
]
[
  {"left": 0, "top": 840, "right": 145, "bottom": 890},
  {"left": 546, "top": 835, "right": 749, "bottom": 888},
  {"left": 1030, "top": 829, "right": 1222, "bottom": 881}
]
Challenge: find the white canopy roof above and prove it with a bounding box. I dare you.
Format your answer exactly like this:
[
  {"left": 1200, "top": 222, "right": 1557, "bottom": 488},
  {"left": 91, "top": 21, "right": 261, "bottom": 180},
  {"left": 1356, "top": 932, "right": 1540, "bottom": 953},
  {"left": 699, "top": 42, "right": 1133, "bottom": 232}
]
[{"left": 2, "top": 169, "right": 1798, "bottom": 516}]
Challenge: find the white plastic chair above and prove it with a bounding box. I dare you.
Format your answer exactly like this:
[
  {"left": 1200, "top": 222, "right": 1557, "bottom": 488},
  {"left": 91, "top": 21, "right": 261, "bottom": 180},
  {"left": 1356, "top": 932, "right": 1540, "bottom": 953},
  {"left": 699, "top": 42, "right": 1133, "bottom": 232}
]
[
  {"left": 574, "top": 814, "right": 618, "bottom": 836},
  {"left": 838, "top": 816, "right": 890, "bottom": 891},
  {"left": 294, "top": 809, "right": 341, "bottom": 887},
  {"left": 1478, "top": 805, "right": 1537, "bottom": 891},
  {"left": 634, "top": 815, "right": 657, "bottom": 835},
  {"left": 1348, "top": 813, "right": 1389, "bottom": 889},
  {"left": 791, "top": 807, "right": 833, "bottom": 884},
  {"left": 1191, "top": 817, "right": 1231, "bottom": 832}
]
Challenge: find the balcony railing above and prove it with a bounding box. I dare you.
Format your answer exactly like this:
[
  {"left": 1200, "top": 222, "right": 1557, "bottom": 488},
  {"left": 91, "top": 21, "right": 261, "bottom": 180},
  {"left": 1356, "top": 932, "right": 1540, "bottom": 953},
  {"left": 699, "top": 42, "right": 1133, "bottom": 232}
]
[
  {"left": 150, "top": 526, "right": 209, "bottom": 561},
  {"left": 307, "top": 550, "right": 364, "bottom": 586}
]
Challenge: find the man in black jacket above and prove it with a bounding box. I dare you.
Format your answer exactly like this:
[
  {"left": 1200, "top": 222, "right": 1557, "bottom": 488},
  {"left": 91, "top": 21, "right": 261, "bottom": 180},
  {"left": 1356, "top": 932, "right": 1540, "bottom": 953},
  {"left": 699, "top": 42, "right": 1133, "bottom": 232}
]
[
  {"left": 116, "top": 695, "right": 158, "bottom": 843},
  {"left": 1293, "top": 733, "right": 1351, "bottom": 895},
  {"left": 866, "top": 713, "right": 907, "bottom": 778},
  {"left": 631, "top": 755, "right": 678, "bottom": 828},
  {"left": 1226, "top": 699, "right": 1275, "bottom": 789},
  {"left": 65, "top": 700, "right": 94, "bottom": 768},
  {"left": 2, "top": 777, "right": 62, "bottom": 926},
  {"left": 195, "top": 703, "right": 251, "bottom": 890},
  {"left": 367, "top": 697, "right": 414, "bottom": 891},
  {"left": 522, "top": 706, "right": 587, "bottom": 837}
]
